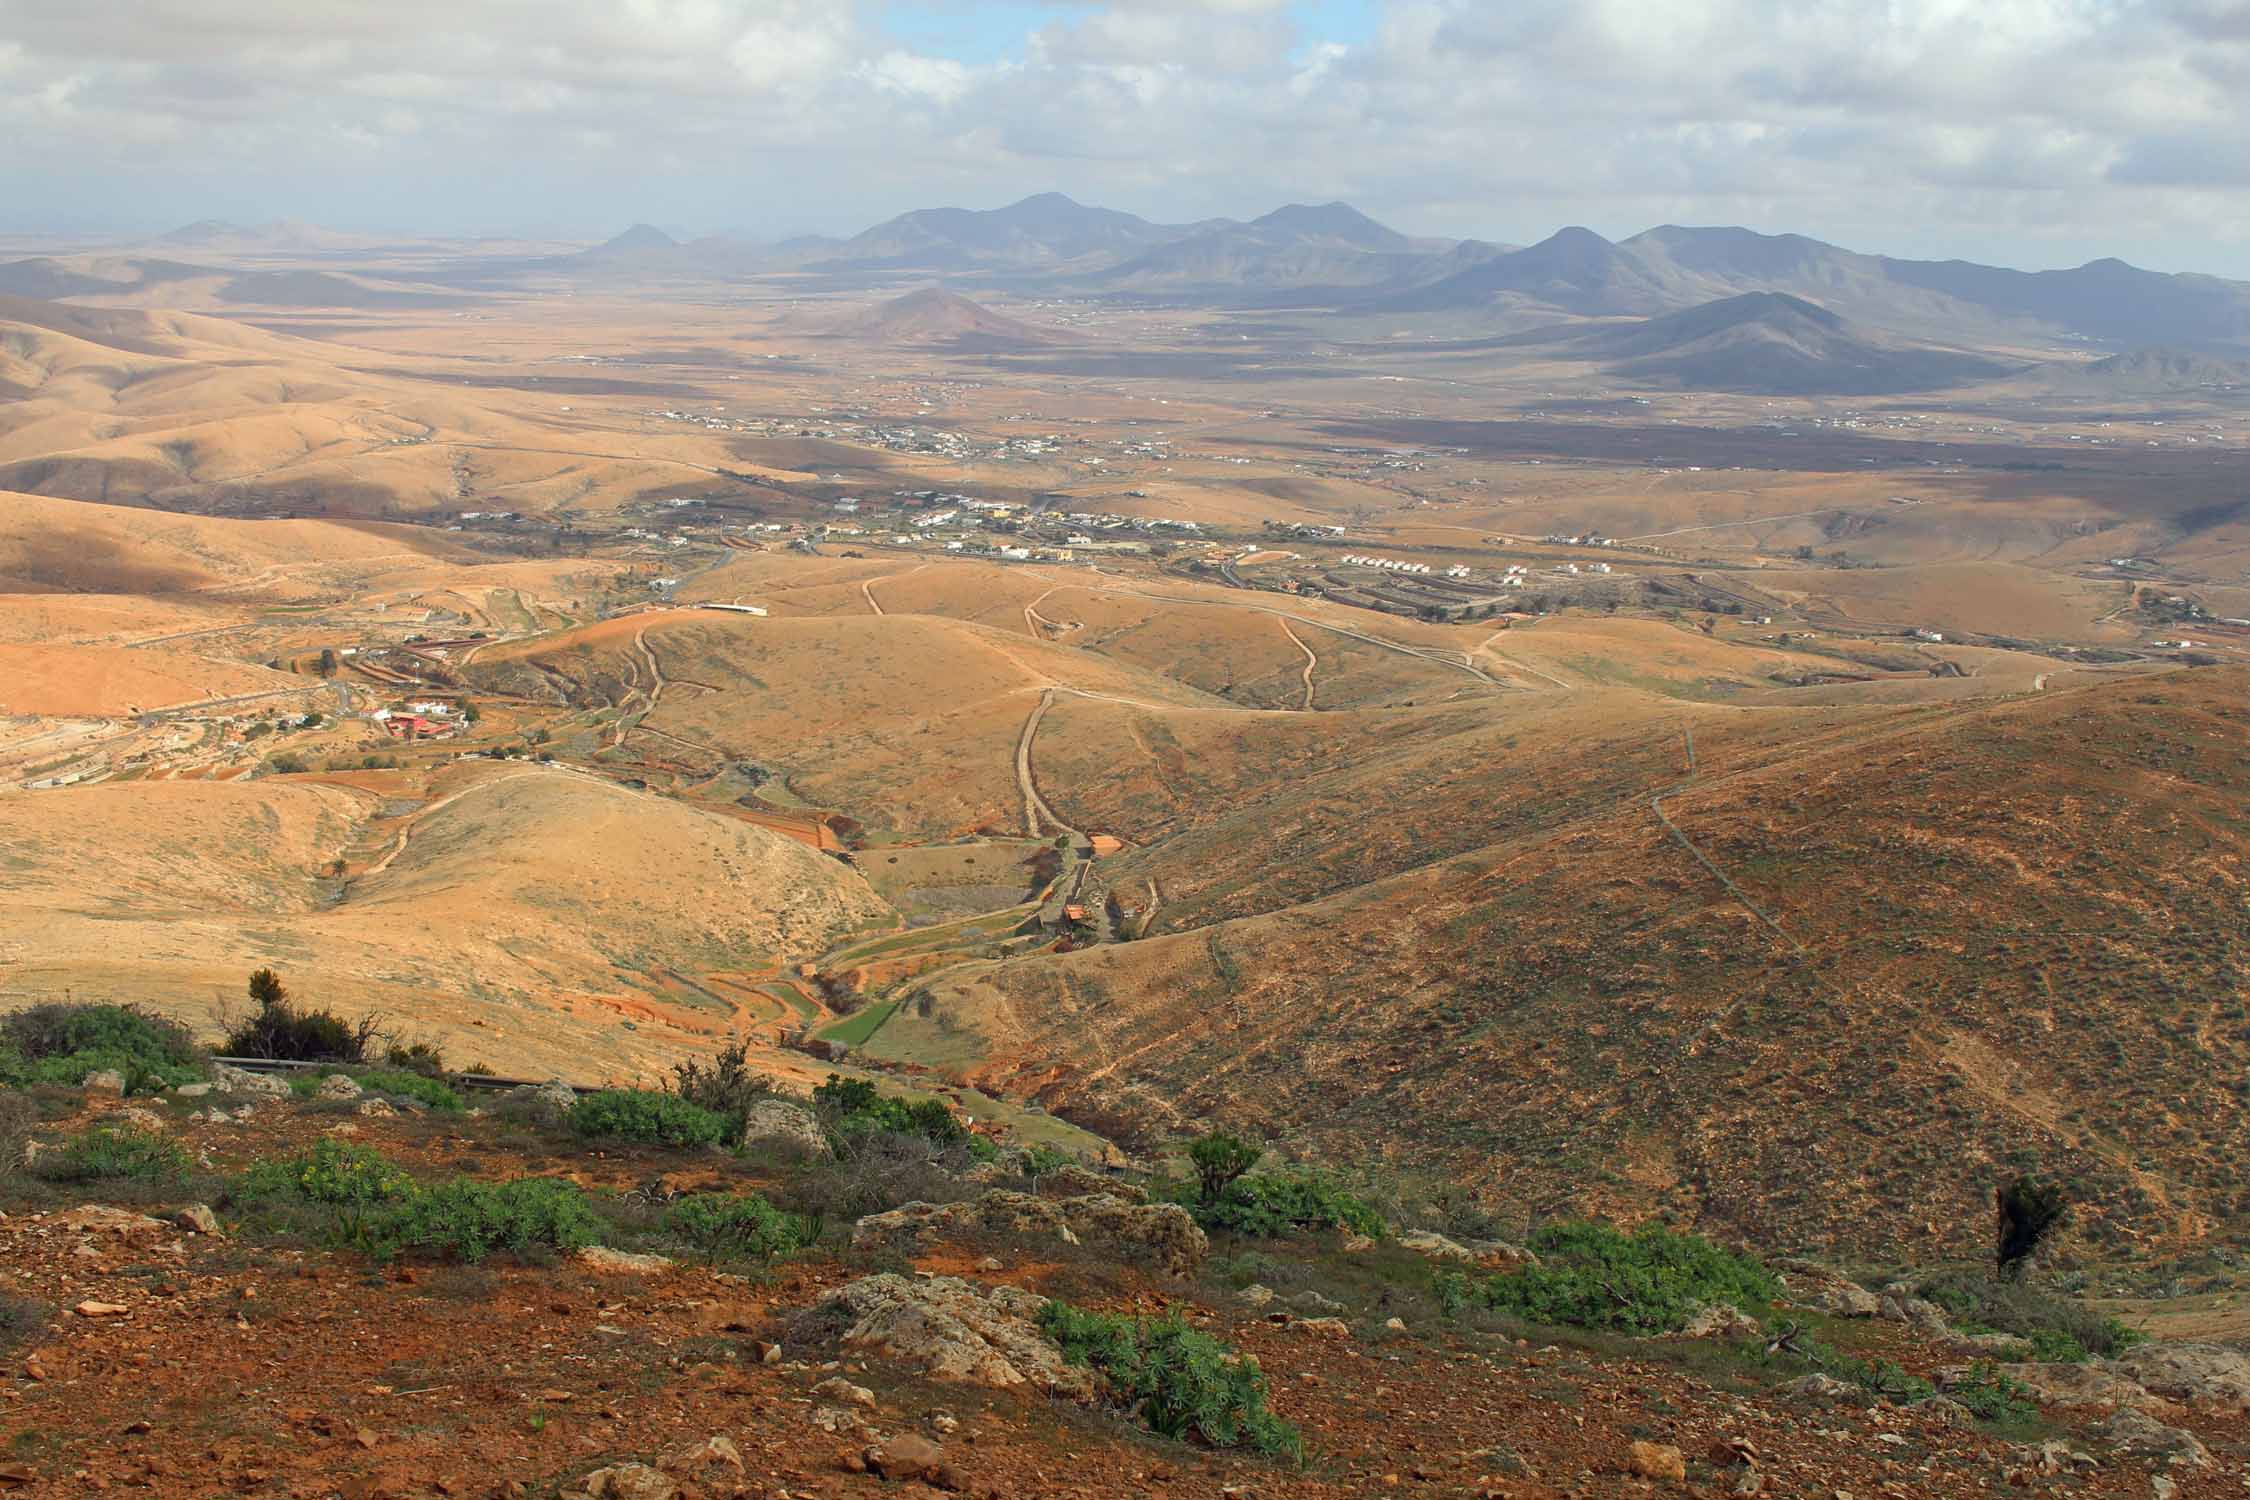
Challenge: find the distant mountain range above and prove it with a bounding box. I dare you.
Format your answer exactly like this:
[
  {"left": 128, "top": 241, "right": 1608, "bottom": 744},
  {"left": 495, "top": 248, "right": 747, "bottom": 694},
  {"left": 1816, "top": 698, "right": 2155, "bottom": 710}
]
[{"left": 594, "top": 193, "right": 2248, "bottom": 355}]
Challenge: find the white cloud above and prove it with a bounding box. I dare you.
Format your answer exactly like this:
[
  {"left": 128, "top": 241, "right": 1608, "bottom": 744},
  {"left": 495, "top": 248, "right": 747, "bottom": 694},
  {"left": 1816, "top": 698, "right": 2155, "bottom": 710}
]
[
  {"left": 857, "top": 49, "right": 975, "bottom": 104},
  {"left": 0, "top": 0, "right": 2243, "bottom": 270}
]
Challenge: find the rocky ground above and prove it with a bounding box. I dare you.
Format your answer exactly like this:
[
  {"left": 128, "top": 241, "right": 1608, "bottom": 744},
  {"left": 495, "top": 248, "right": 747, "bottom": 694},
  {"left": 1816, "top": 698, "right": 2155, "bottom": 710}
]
[{"left": 0, "top": 1079, "right": 2244, "bottom": 1500}]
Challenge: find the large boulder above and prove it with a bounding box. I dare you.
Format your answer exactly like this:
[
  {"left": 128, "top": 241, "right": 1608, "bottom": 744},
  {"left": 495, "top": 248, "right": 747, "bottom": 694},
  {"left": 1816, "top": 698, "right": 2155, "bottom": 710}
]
[
  {"left": 512, "top": 1079, "right": 578, "bottom": 1120},
  {"left": 853, "top": 1191, "right": 1078, "bottom": 1255},
  {"left": 211, "top": 1064, "right": 290, "bottom": 1098},
  {"left": 1877, "top": 1291, "right": 1951, "bottom": 1336},
  {"left": 567, "top": 1464, "right": 676, "bottom": 1500},
  {"left": 55, "top": 1205, "right": 172, "bottom": 1244},
  {"left": 851, "top": 1190, "right": 1207, "bottom": 1275},
  {"left": 81, "top": 1069, "right": 126, "bottom": 1096},
  {"left": 1055, "top": 1194, "right": 1206, "bottom": 1275},
  {"left": 1032, "top": 1164, "right": 1144, "bottom": 1202},
  {"left": 813, "top": 1273, "right": 1093, "bottom": 1398},
  {"left": 315, "top": 1073, "right": 363, "bottom": 1101},
  {"left": 739, "top": 1099, "right": 831, "bottom": 1159},
  {"left": 2105, "top": 1343, "right": 2250, "bottom": 1413},
  {"left": 1994, "top": 1360, "right": 2165, "bottom": 1412},
  {"left": 2095, "top": 1408, "right": 2211, "bottom": 1468}
]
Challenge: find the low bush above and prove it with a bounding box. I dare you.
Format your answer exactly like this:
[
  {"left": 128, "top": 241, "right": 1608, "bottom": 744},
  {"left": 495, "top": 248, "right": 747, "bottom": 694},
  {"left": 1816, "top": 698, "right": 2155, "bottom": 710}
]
[
  {"left": 770, "top": 1128, "right": 982, "bottom": 1223},
  {"left": 1188, "top": 1170, "right": 1386, "bottom": 1241},
  {"left": 661, "top": 1192, "right": 813, "bottom": 1262},
  {"left": 237, "top": 1139, "right": 419, "bottom": 1211},
  {"left": 360, "top": 1178, "right": 602, "bottom": 1264},
  {"left": 30, "top": 1125, "right": 191, "bottom": 1185},
  {"left": 670, "top": 1042, "right": 771, "bottom": 1119},
  {"left": 222, "top": 972, "right": 379, "bottom": 1065},
  {"left": 571, "top": 1089, "right": 733, "bottom": 1148},
  {"left": 383, "top": 1041, "right": 448, "bottom": 1078},
  {"left": 354, "top": 1069, "right": 464, "bottom": 1113},
  {"left": 1947, "top": 1361, "right": 2041, "bottom": 1426},
  {"left": 0, "top": 1002, "right": 203, "bottom": 1093},
  {"left": 1469, "top": 1221, "right": 1777, "bottom": 1335},
  {"left": 813, "top": 1074, "right": 988, "bottom": 1156},
  {"left": 1037, "top": 1299, "right": 1305, "bottom": 1461},
  {"left": 234, "top": 1141, "right": 599, "bottom": 1264},
  {"left": 1917, "top": 1269, "right": 2144, "bottom": 1359}
]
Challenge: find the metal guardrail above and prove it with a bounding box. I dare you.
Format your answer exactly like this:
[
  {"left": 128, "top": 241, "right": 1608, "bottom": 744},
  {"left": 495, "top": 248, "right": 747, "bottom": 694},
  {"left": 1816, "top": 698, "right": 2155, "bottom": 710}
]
[{"left": 209, "top": 1057, "right": 597, "bottom": 1095}]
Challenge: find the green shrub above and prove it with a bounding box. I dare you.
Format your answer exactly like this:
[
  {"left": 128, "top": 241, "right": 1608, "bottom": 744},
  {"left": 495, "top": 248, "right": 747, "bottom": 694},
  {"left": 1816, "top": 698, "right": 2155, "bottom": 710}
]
[
  {"left": 1916, "top": 1270, "right": 2144, "bottom": 1358},
  {"left": 1037, "top": 1300, "right": 1304, "bottom": 1461},
  {"left": 383, "top": 1041, "right": 448, "bottom": 1078},
  {"left": 1189, "top": 1171, "right": 1386, "bottom": 1240},
  {"left": 1470, "top": 1221, "right": 1777, "bottom": 1335},
  {"left": 661, "top": 1192, "right": 812, "bottom": 1262},
  {"left": 813, "top": 1074, "right": 989, "bottom": 1157},
  {"left": 571, "top": 1089, "right": 732, "bottom": 1148},
  {"left": 31, "top": 1125, "right": 190, "bottom": 1185},
  {"left": 1188, "top": 1131, "right": 1261, "bottom": 1203},
  {"left": 361, "top": 1178, "right": 601, "bottom": 1264},
  {"left": 2021, "top": 1328, "right": 2089, "bottom": 1364},
  {"left": 1996, "top": 1175, "right": 2070, "bottom": 1280},
  {"left": 237, "top": 1139, "right": 419, "bottom": 1211},
  {"left": 0, "top": 1003, "right": 203, "bottom": 1093},
  {"left": 670, "top": 1041, "right": 772, "bottom": 1119},
  {"left": 354, "top": 1069, "right": 464, "bottom": 1113},
  {"left": 222, "top": 972, "right": 379, "bottom": 1064},
  {"left": 1948, "top": 1361, "right": 2040, "bottom": 1425}
]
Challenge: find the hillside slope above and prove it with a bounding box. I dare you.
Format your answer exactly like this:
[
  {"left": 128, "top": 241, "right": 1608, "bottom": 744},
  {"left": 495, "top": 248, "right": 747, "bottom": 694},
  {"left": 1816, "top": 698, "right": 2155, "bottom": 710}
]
[
  {"left": 0, "top": 764, "right": 890, "bottom": 1077},
  {"left": 909, "top": 668, "right": 2250, "bottom": 1260}
]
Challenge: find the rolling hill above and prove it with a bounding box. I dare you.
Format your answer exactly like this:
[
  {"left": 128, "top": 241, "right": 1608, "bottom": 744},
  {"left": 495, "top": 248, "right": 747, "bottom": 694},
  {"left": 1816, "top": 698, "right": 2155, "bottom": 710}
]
[
  {"left": 842, "top": 288, "right": 1064, "bottom": 348},
  {"left": 0, "top": 763, "right": 890, "bottom": 1079},
  {"left": 1548, "top": 291, "right": 2027, "bottom": 394},
  {"left": 2073, "top": 347, "right": 2250, "bottom": 388},
  {"left": 902, "top": 666, "right": 2250, "bottom": 1262}
]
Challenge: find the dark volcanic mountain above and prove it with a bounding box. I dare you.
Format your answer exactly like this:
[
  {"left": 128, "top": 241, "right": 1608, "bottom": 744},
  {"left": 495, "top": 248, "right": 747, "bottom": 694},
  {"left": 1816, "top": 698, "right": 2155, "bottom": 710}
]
[
  {"left": 832, "top": 193, "right": 1182, "bottom": 271},
  {"left": 2073, "top": 347, "right": 2250, "bottom": 387},
  {"left": 596, "top": 224, "right": 678, "bottom": 254},
  {"left": 1551, "top": 291, "right": 2025, "bottom": 394},
  {"left": 1091, "top": 202, "right": 1443, "bottom": 293},
  {"left": 791, "top": 200, "right": 2250, "bottom": 352},
  {"left": 843, "top": 287, "right": 1062, "bottom": 349},
  {"left": 1247, "top": 202, "right": 1413, "bottom": 253},
  {"left": 1374, "top": 227, "right": 1690, "bottom": 316},
  {"left": 1623, "top": 226, "right": 2250, "bottom": 351}
]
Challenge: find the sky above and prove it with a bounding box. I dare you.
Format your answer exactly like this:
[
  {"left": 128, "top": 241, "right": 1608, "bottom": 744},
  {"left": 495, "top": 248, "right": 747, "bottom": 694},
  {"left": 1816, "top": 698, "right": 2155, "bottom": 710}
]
[{"left": 2, "top": 0, "right": 2248, "bottom": 275}]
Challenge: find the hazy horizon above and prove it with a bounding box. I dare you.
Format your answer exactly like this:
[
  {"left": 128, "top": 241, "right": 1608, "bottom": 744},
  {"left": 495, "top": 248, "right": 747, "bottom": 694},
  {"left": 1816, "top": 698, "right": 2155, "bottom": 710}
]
[{"left": 2, "top": 0, "right": 2248, "bottom": 278}]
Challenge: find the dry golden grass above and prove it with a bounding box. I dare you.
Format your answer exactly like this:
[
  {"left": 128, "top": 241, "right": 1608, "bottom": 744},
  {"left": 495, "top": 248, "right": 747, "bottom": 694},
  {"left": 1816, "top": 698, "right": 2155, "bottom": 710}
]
[
  {"left": 0, "top": 642, "right": 296, "bottom": 716},
  {"left": 0, "top": 761, "right": 888, "bottom": 1078}
]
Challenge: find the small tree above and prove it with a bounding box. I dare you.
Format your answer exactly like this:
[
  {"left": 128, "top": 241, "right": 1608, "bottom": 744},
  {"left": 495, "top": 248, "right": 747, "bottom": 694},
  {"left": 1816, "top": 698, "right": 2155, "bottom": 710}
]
[
  {"left": 1188, "top": 1131, "right": 1261, "bottom": 1205},
  {"left": 316, "top": 648, "right": 338, "bottom": 678},
  {"left": 1996, "top": 1175, "right": 2070, "bottom": 1281},
  {"left": 225, "top": 969, "right": 380, "bottom": 1063}
]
